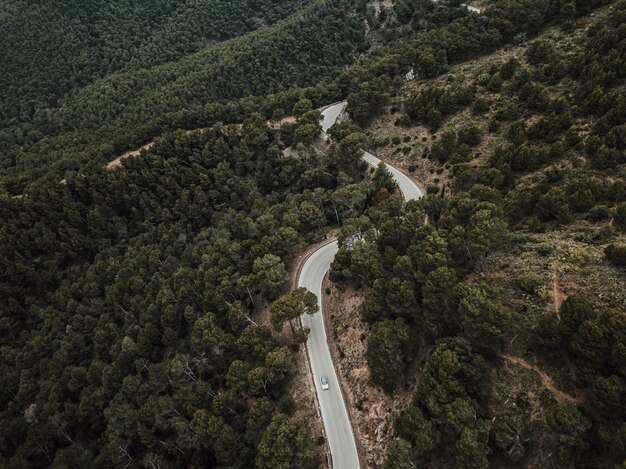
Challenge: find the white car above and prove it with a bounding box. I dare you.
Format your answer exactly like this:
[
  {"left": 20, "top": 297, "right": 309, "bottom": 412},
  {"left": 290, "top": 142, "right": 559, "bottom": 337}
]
[{"left": 320, "top": 375, "right": 329, "bottom": 390}]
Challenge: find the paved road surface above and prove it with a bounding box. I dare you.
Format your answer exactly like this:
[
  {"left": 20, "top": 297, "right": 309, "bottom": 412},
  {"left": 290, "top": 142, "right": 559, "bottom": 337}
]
[
  {"left": 296, "top": 102, "right": 423, "bottom": 468},
  {"left": 320, "top": 101, "right": 347, "bottom": 135},
  {"left": 362, "top": 151, "right": 423, "bottom": 201},
  {"left": 298, "top": 240, "right": 358, "bottom": 469}
]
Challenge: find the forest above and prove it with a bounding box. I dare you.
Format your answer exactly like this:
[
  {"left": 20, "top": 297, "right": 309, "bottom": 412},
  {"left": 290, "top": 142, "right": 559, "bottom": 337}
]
[
  {"left": 1, "top": 0, "right": 624, "bottom": 467},
  {"left": 0, "top": 0, "right": 307, "bottom": 128},
  {"left": 0, "top": 112, "right": 375, "bottom": 467},
  {"left": 0, "top": 0, "right": 368, "bottom": 192},
  {"left": 327, "top": 0, "right": 625, "bottom": 467}
]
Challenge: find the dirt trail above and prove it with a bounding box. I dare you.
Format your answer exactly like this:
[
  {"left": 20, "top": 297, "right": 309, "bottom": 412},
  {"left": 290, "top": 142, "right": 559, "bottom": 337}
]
[
  {"left": 106, "top": 142, "right": 155, "bottom": 169},
  {"left": 551, "top": 261, "right": 565, "bottom": 320},
  {"left": 105, "top": 117, "right": 295, "bottom": 170},
  {"left": 503, "top": 354, "right": 583, "bottom": 405}
]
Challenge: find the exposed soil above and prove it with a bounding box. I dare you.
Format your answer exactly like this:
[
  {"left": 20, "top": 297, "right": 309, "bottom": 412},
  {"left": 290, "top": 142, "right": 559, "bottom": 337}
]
[
  {"left": 267, "top": 115, "right": 296, "bottom": 130},
  {"left": 106, "top": 141, "right": 155, "bottom": 169},
  {"left": 290, "top": 344, "right": 329, "bottom": 468},
  {"left": 502, "top": 354, "right": 584, "bottom": 405},
  {"left": 551, "top": 260, "right": 566, "bottom": 320},
  {"left": 283, "top": 234, "right": 341, "bottom": 468},
  {"left": 322, "top": 283, "right": 419, "bottom": 468}
]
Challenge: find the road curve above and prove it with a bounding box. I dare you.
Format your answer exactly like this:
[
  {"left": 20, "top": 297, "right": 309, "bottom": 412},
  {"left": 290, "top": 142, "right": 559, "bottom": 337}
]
[
  {"left": 298, "top": 240, "right": 358, "bottom": 468},
  {"left": 319, "top": 101, "right": 347, "bottom": 135},
  {"left": 362, "top": 151, "right": 423, "bottom": 201},
  {"left": 297, "top": 102, "right": 423, "bottom": 468}
]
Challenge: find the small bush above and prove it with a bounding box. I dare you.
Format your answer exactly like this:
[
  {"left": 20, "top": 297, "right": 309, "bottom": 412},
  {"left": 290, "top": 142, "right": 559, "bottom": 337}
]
[
  {"left": 500, "top": 58, "right": 520, "bottom": 80},
  {"left": 515, "top": 272, "right": 545, "bottom": 295},
  {"left": 587, "top": 205, "right": 612, "bottom": 222},
  {"left": 614, "top": 202, "right": 626, "bottom": 231},
  {"left": 605, "top": 244, "right": 626, "bottom": 266},
  {"left": 472, "top": 98, "right": 490, "bottom": 115},
  {"left": 457, "top": 125, "right": 482, "bottom": 147},
  {"left": 488, "top": 120, "right": 500, "bottom": 132},
  {"left": 535, "top": 243, "right": 554, "bottom": 256}
]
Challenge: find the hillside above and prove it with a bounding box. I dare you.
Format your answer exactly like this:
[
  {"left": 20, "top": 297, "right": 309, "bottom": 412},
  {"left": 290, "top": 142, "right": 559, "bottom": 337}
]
[
  {"left": 326, "top": 1, "right": 626, "bottom": 467},
  {"left": 0, "top": 0, "right": 624, "bottom": 468},
  {"left": 0, "top": 0, "right": 307, "bottom": 128}
]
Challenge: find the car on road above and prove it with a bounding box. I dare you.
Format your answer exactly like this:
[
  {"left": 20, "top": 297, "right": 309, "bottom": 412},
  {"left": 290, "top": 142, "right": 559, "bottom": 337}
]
[{"left": 320, "top": 375, "right": 329, "bottom": 390}]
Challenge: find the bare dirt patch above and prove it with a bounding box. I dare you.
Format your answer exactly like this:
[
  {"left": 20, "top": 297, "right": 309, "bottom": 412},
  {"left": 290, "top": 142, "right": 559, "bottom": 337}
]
[
  {"left": 290, "top": 344, "right": 329, "bottom": 468},
  {"left": 106, "top": 142, "right": 155, "bottom": 169},
  {"left": 550, "top": 260, "right": 566, "bottom": 320},
  {"left": 321, "top": 283, "right": 419, "bottom": 468},
  {"left": 267, "top": 116, "right": 296, "bottom": 130},
  {"left": 502, "top": 354, "right": 583, "bottom": 405}
]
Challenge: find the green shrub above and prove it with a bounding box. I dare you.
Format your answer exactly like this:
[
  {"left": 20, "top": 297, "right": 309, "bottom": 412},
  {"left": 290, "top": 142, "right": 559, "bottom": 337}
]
[
  {"left": 605, "top": 244, "right": 626, "bottom": 266},
  {"left": 515, "top": 272, "right": 545, "bottom": 295},
  {"left": 614, "top": 202, "right": 626, "bottom": 231},
  {"left": 535, "top": 243, "right": 554, "bottom": 256},
  {"left": 587, "top": 205, "right": 612, "bottom": 222},
  {"left": 472, "top": 98, "right": 490, "bottom": 115},
  {"left": 488, "top": 119, "right": 500, "bottom": 132},
  {"left": 457, "top": 125, "right": 482, "bottom": 147}
]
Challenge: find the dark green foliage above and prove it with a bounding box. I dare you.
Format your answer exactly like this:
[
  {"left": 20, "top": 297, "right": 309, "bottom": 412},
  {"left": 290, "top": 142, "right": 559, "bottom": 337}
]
[
  {"left": 605, "top": 244, "right": 626, "bottom": 267},
  {"left": 366, "top": 319, "right": 412, "bottom": 392},
  {"left": 347, "top": 78, "right": 392, "bottom": 124},
  {"left": 270, "top": 288, "right": 318, "bottom": 335},
  {"left": 544, "top": 404, "right": 591, "bottom": 465},
  {"left": 379, "top": 2, "right": 626, "bottom": 468},
  {"left": 514, "top": 272, "right": 544, "bottom": 295},
  {"left": 457, "top": 125, "right": 482, "bottom": 147},
  {"left": 383, "top": 438, "right": 416, "bottom": 469},
  {"left": 404, "top": 86, "right": 460, "bottom": 129},
  {"left": 2, "top": 0, "right": 624, "bottom": 468},
  {"left": 0, "top": 0, "right": 367, "bottom": 190},
  {"left": 431, "top": 128, "right": 457, "bottom": 163},
  {"left": 615, "top": 202, "right": 626, "bottom": 231},
  {"left": 471, "top": 97, "right": 491, "bottom": 115},
  {"left": 373, "top": 162, "right": 397, "bottom": 191},
  {"left": 255, "top": 413, "right": 316, "bottom": 469},
  {"left": 500, "top": 58, "right": 520, "bottom": 80},
  {"left": 535, "top": 188, "right": 572, "bottom": 223},
  {"left": 0, "top": 0, "right": 306, "bottom": 127},
  {"left": 396, "top": 338, "right": 489, "bottom": 467},
  {"left": 0, "top": 118, "right": 361, "bottom": 467},
  {"left": 587, "top": 204, "right": 612, "bottom": 222},
  {"left": 454, "top": 283, "right": 512, "bottom": 349},
  {"left": 559, "top": 295, "right": 597, "bottom": 341}
]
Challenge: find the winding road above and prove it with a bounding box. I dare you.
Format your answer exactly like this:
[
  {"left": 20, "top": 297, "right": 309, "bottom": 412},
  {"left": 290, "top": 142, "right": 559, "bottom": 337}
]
[{"left": 297, "top": 102, "right": 423, "bottom": 468}]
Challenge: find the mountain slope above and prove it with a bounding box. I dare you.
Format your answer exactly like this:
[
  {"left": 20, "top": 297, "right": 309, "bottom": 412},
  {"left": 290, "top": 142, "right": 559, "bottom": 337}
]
[
  {"left": 0, "top": 0, "right": 307, "bottom": 128},
  {"left": 325, "top": 1, "right": 625, "bottom": 467},
  {"left": 1, "top": 0, "right": 367, "bottom": 191}
]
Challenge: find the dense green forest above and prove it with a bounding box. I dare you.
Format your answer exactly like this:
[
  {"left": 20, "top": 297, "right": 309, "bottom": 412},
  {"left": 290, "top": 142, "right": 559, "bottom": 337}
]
[
  {"left": 0, "top": 113, "right": 372, "bottom": 467},
  {"left": 0, "top": 0, "right": 367, "bottom": 192},
  {"left": 0, "top": 0, "right": 624, "bottom": 467},
  {"left": 0, "top": 0, "right": 306, "bottom": 128}
]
